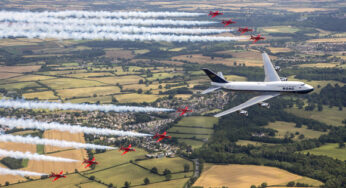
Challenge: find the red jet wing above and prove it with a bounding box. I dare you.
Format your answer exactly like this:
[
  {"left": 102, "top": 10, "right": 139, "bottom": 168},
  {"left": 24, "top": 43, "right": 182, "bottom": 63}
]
[
  {"left": 179, "top": 111, "right": 185, "bottom": 116},
  {"left": 163, "top": 131, "right": 167, "bottom": 135},
  {"left": 84, "top": 163, "right": 92, "bottom": 168},
  {"left": 91, "top": 157, "right": 95, "bottom": 162},
  {"left": 212, "top": 14, "right": 217, "bottom": 18},
  {"left": 59, "top": 171, "right": 63, "bottom": 175},
  {"left": 121, "top": 151, "right": 128, "bottom": 155},
  {"left": 53, "top": 177, "right": 59, "bottom": 182},
  {"left": 156, "top": 137, "right": 164, "bottom": 142}
]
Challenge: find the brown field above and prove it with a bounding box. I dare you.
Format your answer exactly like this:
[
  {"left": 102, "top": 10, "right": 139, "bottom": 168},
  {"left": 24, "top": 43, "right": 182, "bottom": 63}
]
[
  {"left": 22, "top": 91, "right": 58, "bottom": 100},
  {"left": 0, "top": 66, "right": 41, "bottom": 73},
  {"left": 104, "top": 48, "right": 134, "bottom": 59},
  {"left": 268, "top": 47, "right": 292, "bottom": 53},
  {"left": 87, "top": 75, "right": 143, "bottom": 85},
  {"left": 172, "top": 53, "right": 264, "bottom": 67},
  {"left": 43, "top": 130, "right": 85, "bottom": 153},
  {"left": 0, "top": 163, "right": 27, "bottom": 185},
  {"left": 298, "top": 63, "right": 339, "bottom": 68},
  {"left": 194, "top": 164, "right": 323, "bottom": 188},
  {"left": 0, "top": 72, "right": 22, "bottom": 79},
  {"left": 307, "top": 38, "right": 346, "bottom": 43},
  {"left": 8, "top": 75, "right": 55, "bottom": 82},
  {"left": 115, "top": 93, "right": 162, "bottom": 103},
  {"left": 68, "top": 72, "right": 114, "bottom": 78},
  {"left": 57, "top": 86, "right": 121, "bottom": 99},
  {"left": 273, "top": 7, "right": 332, "bottom": 12},
  {"left": 0, "top": 141, "right": 37, "bottom": 185}
]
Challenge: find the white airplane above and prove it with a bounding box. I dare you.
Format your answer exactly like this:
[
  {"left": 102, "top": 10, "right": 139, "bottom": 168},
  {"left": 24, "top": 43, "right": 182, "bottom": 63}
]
[{"left": 202, "top": 52, "right": 314, "bottom": 117}]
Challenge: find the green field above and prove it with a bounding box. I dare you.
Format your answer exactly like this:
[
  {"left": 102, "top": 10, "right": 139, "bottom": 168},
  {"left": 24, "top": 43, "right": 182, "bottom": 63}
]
[
  {"left": 167, "top": 116, "right": 217, "bottom": 149},
  {"left": 301, "top": 143, "right": 346, "bottom": 161},
  {"left": 22, "top": 91, "right": 58, "bottom": 100},
  {"left": 175, "top": 116, "right": 218, "bottom": 128},
  {"left": 286, "top": 106, "right": 345, "bottom": 126},
  {"left": 264, "top": 121, "right": 326, "bottom": 140},
  {"left": 236, "top": 140, "right": 276, "bottom": 146},
  {"left": 136, "top": 157, "right": 193, "bottom": 174}
]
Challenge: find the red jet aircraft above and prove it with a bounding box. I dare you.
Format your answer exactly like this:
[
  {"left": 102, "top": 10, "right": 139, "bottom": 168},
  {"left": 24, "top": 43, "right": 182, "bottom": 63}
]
[
  {"left": 222, "top": 19, "right": 236, "bottom": 26},
  {"left": 49, "top": 171, "right": 66, "bottom": 182},
  {"left": 238, "top": 27, "right": 253, "bottom": 34},
  {"left": 153, "top": 131, "right": 172, "bottom": 142},
  {"left": 250, "top": 34, "right": 265, "bottom": 43},
  {"left": 82, "top": 157, "right": 99, "bottom": 168},
  {"left": 177, "top": 106, "right": 192, "bottom": 116},
  {"left": 119, "top": 144, "right": 135, "bottom": 155},
  {"left": 208, "top": 11, "right": 223, "bottom": 18}
]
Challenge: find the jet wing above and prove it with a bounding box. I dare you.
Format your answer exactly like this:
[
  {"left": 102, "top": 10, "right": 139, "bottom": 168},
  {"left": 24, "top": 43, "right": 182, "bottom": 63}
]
[
  {"left": 121, "top": 151, "right": 128, "bottom": 155},
  {"left": 53, "top": 177, "right": 59, "bottom": 182},
  {"left": 156, "top": 137, "right": 164, "bottom": 142},
  {"left": 262, "top": 53, "right": 281, "bottom": 82},
  {"left": 214, "top": 93, "right": 280, "bottom": 117},
  {"left": 85, "top": 163, "right": 91, "bottom": 168},
  {"left": 179, "top": 112, "right": 185, "bottom": 116},
  {"left": 201, "top": 86, "right": 221, "bottom": 94}
]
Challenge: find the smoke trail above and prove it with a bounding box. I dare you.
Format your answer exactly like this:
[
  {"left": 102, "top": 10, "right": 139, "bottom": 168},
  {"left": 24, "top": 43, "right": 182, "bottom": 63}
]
[
  {"left": 0, "top": 134, "right": 116, "bottom": 150},
  {"left": 0, "top": 149, "right": 79, "bottom": 162},
  {"left": 0, "top": 99, "right": 173, "bottom": 113},
  {"left": 0, "top": 22, "right": 230, "bottom": 34},
  {"left": 0, "top": 29, "right": 244, "bottom": 42},
  {"left": 1, "top": 17, "right": 216, "bottom": 26},
  {"left": 0, "top": 117, "right": 152, "bottom": 137},
  {"left": 0, "top": 10, "right": 204, "bottom": 18},
  {"left": 0, "top": 167, "right": 46, "bottom": 177}
]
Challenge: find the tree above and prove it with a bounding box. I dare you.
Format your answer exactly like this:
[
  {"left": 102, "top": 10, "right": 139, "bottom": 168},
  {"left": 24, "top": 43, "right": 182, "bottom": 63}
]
[
  {"left": 139, "top": 79, "right": 144, "bottom": 84},
  {"left": 287, "top": 181, "right": 295, "bottom": 187},
  {"left": 89, "top": 176, "right": 95, "bottom": 180},
  {"left": 261, "top": 182, "right": 267, "bottom": 188},
  {"left": 5, "top": 182, "right": 9, "bottom": 186},
  {"left": 143, "top": 177, "right": 150, "bottom": 185},
  {"left": 338, "top": 142, "right": 345, "bottom": 148},
  {"left": 150, "top": 167, "right": 158, "bottom": 174},
  {"left": 250, "top": 185, "right": 256, "bottom": 188},
  {"left": 163, "top": 169, "right": 171, "bottom": 175},
  {"left": 184, "top": 164, "right": 190, "bottom": 172},
  {"left": 137, "top": 88, "right": 143, "bottom": 94},
  {"left": 165, "top": 174, "right": 172, "bottom": 181},
  {"left": 124, "top": 181, "right": 131, "bottom": 188},
  {"left": 108, "top": 183, "right": 113, "bottom": 188},
  {"left": 295, "top": 122, "right": 302, "bottom": 128}
]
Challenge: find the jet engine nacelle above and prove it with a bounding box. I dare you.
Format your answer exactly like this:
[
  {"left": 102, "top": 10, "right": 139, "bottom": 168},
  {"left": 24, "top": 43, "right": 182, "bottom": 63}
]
[
  {"left": 258, "top": 102, "right": 270, "bottom": 109},
  {"left": 280, "top": 77, "right": 288, "bottom": 81},
  {"left": 238, "top": 110, "right": 248, "bottom": 116},
  {"left": 275, "top": 66, "right": 281, "bottom": 71}
]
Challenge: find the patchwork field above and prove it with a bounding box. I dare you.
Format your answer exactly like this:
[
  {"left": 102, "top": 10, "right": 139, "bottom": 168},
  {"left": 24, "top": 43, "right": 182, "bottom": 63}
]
[
  {"left": 22, "top": 91, "right": 58, "bottom": 100},
  {"left": 301, "top": 143, "right": 346, "bottom": 161},
  {"left": 136, "top": 157, "right": 192, "bottom": 174},
  {"left": 114, "top": 93, "right": 161, "bottom": 103},
  {"left": 264, "top": 121, "right": 326, "bottom": 140},
  {"left": 260, "top": 26, "right": 300, "bottom": 33},
  {"left": 57, "top": 86, "right": 120, "bottom": 99},
  {"left": 193, "top": 164, "right": 323, "bottom": 188}
]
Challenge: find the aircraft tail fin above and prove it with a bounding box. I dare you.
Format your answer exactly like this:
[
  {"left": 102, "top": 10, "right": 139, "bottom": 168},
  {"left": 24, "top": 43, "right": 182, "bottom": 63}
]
[{"left": 202, "top": 68, "right": 228, "bottom": 83}]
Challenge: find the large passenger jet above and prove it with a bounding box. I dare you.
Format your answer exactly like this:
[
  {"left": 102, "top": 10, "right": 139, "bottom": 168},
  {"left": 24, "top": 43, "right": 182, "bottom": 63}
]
[{"left": 202, "top": 52, "right": 314, "bottom": 117}]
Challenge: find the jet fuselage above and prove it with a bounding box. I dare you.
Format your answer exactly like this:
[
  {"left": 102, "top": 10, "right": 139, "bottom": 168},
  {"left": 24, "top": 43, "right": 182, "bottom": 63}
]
[{"left": 211, "top": 81, "right": 314, "bottom": 94}]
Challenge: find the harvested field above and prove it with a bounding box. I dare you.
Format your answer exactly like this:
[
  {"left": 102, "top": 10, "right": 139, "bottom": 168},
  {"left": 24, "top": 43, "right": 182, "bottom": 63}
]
[
  {"left": 22, "top": 91, "right": 58, "bottom": 100},
  {"left": 57, "top": 86, "right": 120, "bottom": 99},
  {"left": 268, "top": 47, "right": 292, "bottom": 53},
  {"left": 104, "top": 48, "right": 134, "bottom": 59},
  {"left": 43, "top": 130, "right": 86, "bottom": 153},
  {"left": 136, "top": 157, "right": 193, "bottom": 174},
  {"left": 307, "top": 38, "right": 346, "bottom": 43},
  {"left": 0, "top": 72, "right": 22, "bottom": 79},
  {"left": 0, "top": 66, "right": 41, "bottom": 73},
  {"left": 40, "top": 78, "right": 105, "bottom": 89},
  {"left": 9, "top": 75, "right": 55, "bottom": 82},
  {"left": 87, "top": 75, "right": 143, "bottom": 85},
  {"left": 194, "top": 164, "right": 323, "bottom": 188},
  {"left": 115, "top": 93, "right": 161, "bottom": 103}
]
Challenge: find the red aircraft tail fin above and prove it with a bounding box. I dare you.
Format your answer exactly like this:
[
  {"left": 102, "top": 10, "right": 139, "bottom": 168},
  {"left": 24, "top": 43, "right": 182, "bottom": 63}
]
[
  {"left": 92, "top": 157, "right": 95, "bottom": 162},
  {"left": 59, "top": 171, "right": 63, "bottom": 175}
]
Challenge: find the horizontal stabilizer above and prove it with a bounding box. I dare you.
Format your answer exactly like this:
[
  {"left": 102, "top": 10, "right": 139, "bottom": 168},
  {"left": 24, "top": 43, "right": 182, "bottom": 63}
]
[
  {"left": 202, "top": 68, "right": 228, "bottom": 83},
  {"left": 201, "top": 86, "right": 221, "bottom": 94}
]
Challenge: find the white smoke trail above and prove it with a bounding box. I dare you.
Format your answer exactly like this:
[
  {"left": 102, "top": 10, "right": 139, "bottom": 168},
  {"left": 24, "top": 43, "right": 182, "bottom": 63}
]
[
  {"left": 0, "top": 149, "right": 79, "bottom": 162},
  {"left": 0, "top": 10, "right": 204, "bottom": 18},
  {"left": 0, "top": 117, "right": 152, "bottom": 137},
  {"left": 0, "top": 134, "right": 116, "bottom": 150},
  {"left": 0, "top": 22, "right": 230, "bottom": 34},
  {"left": 0, "top": 99, "right": 173, "bottom": 113},
  {"left": 1, "top": 17, "right": 216, "bottom": 26},
  {"left": 0, "top": 29, "right": 244, "bottom": 42},
  {"left": 0, "top": 167, "right": 46, "bottom": 177}
]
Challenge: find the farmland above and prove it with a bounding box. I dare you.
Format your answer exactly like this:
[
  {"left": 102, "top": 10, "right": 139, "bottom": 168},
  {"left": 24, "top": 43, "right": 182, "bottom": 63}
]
[{"left": 193, "top": 164, "right": 323, "bottom": 188}]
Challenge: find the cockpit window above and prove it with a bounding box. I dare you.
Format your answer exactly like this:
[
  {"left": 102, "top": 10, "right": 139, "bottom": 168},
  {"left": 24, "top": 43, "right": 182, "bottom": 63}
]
[{"left": 300, "top": 84, "right": 305, "bottom": 86}]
